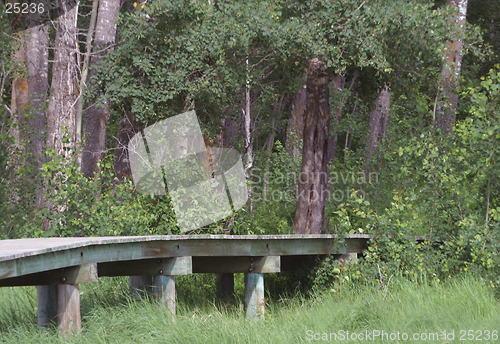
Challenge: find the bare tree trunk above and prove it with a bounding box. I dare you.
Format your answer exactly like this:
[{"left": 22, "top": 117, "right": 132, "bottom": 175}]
[
  {"left": 5, "top": 33, "right": 28, "bottom": 207},
  {"left": 44, "top": 1, "right": 79, "bottom": 230},
  {"left": 27, "top": 22, "right": 49, "bottom": 207},
  {"left": 75, "top": 0, "right": 99, "bottom": 154},
  {"left": 47, "top": 2, "right": 79, "bottom": 156},
  {"left": 114, "top": 111, "right": 142, "bottom": 181},
  {"left": 11, "top": 34, "right": 28, "bottom": 152},
  {"left": 364, "top": 84, "right": 391, "bottom": 173},
  {"left": 435, "top": 0, "right": 468, "bottom": 132},
  {"left": 243, "top": 58, "right": 253, "bottom": 211},
  {"left": 81, "top": 0, "right": 120, "bottom": 178},
  {"left": 293, "top": 58, "right": 330, "bottom": 234}
]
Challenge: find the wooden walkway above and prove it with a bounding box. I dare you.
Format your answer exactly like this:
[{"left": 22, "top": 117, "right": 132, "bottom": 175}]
[{"left": 0, "top": 234, "right": 371, "bottom": 333}]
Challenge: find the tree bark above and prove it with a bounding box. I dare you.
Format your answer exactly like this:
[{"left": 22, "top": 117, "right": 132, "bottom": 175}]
[
  {"left": 364, "top": 84, "right": 391, "bottom": 173},
  {"left": 243, "top": 58, "right": 253, "bottom": 211},
  {"left": 286, "top": 85, "right": 306, "bottom": 159},
  {"left": 435, "top": 0, "right": 468, "bottom": 132},
  {"left": 220, "top": 117, "right": 238, "bottom": 149},
  {"left": 10, "top": 34, "right": 28, "bottom": 151},
  {"left": 75, "top": 0, "right": 98, "bottom": 153},
  {"left": 327, "top": 75, "right": 346, "bottom": 165},
  {"left": 81, "top": 0, "right": 121, "bottom": 178},
  {"left": 7, "top": 32, "right": 28, "bottom": 206},
  {"left": 47, "top": 2, "right": 79, "bottom": 156},
  {"left": 27, "top": 22, "right": 49, "bottom": 207},
  {"left": 114, "top": 111, "right": 142, "bottom": 181},
  {"left": 293, "top": 58, "right": 330, "bottom": 234}
]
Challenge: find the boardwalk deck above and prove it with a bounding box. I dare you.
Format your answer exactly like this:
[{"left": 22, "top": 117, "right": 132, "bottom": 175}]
[{"left": 0, "top": 234, "right": 372, "bottom": 333}]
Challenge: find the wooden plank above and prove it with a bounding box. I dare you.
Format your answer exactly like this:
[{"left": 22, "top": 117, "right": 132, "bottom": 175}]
[
  {"left": 98, "top": 257, "right": 192, "bottom": 277},
  {"left": 0, "top": 234, "right": 402, "bottom": 280},
  {"left": 343, "top": 237, "right": 369, "bottom": 254},
  {"left": 140, "top": 238, "right": 336, "bottom": 258},
  {"left": 0, "top": 238, "right": 338, "bottom": 279},
  {"left": 57, "top": 284, "right": 81, "bottom": 335},
  {"left": 244, "top": 273, "right": 264, "bottom": 319},
  {"left": 192, "top": 256, "right": 280, "bottom": 274},
  {"left": 37, "top": 285, "right": 57, "bottom": 327},
  {"left": 153, "top": 275, "right": 176, "bottom": 317},
  {"left": 0, "top": 264, "right": 97, "bottom": 287},
  {"left": 0, "top": 235, "right": 344, "bottom": 262}
]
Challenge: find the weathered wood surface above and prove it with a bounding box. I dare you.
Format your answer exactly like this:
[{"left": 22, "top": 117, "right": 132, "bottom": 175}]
[
  {"left": 37, "top": 285, "right": 57, "bottom": 327},
  {"left": 57, "top": 284, "right": 81, "bottom": 335},
  {"left": 0, "top": 234, "right": 427, "bottom": 281},
  {"left": 153, "top": 275, "right": 176, "bottom": 317},
  {"left": 98, "top": 257, "right": 192, "bottom": 277},
  {"left": 0, "top": 234, "right": 363, "bottom": 279},
  {"left": 0, "top": 263, "right": 98, "bottom": 287},
  {"left": 0, "top": 234, "right": 351, "bottom": 261},
  {"left": 193, "top": 256, "right": 280, "bottom": 274}
]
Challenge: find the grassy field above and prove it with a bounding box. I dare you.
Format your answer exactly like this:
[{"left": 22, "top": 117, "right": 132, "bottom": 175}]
[{"left": 0, "top": 274, "right": 499, "bottom": 343}]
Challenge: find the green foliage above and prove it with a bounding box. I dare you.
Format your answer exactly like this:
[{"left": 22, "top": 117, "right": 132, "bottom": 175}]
[
  {"left": 1, "top": 145, "right": 176, "bottom": 238},
  {"left": 2, "top": 275, "right": 500, "bottom": 343},
  {"left": 232, "top": 140, "right": 299, "bottom": 235},
  {"left": 1, "top": 0, "right": 499, "bottom": 305},
  {"left": 324, "top": 67, "right": 500, "bottom": 294}
]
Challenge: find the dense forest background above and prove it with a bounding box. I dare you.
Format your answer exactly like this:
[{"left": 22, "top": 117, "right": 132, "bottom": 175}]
[{"left": 0, "top": 0, "right": 499, "bottom": 289}]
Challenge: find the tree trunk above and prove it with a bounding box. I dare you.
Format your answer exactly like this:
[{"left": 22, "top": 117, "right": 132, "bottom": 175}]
[
  {"left": 327, "top": 75, "right": 346, "bottom": 165},
  {"left": 286, "top": 85, "right": 306, "bottom": 159},
  {"left": 47, "top": 2, "right": 79, "bottom": 156},
  {"left": 7, "top": 32, "right": 28, "bottom": 206},
  {"left": 114, "top": 111, "right": 142, "bottom": 181},
  {"left": 435, "top": 0, "right": 468, "bottom": 132},
  {"left": 11, "top": 34, "right": 28, "bottom": 152},
  {"left": 364, "top": 84, "right": 391, "bottom": 173},
  {"left": 293, "top": 58, "right": 330, "bottom": 234},
  {"left": 81, "top": 0, "right": 120, "bottom": 178},
  {"left": 44, "top": 1, "right": 79, "bottom": 230},
  {"left": 75, "top": 0, "right": 98, "bottom": 154},
  {"left": 27, "top": 22, "right": 49, "bottom": 207},
  {"left": 219, "top": 117, "right": 238, "bottom": 148},
  {"left": 243, "top": 58, "right": 253, "bottom": 211}
]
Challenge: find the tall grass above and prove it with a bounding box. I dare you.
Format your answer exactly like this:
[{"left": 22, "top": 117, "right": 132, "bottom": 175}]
[{"left": 0, "top": 274, "right": 499, "bottom": 343}]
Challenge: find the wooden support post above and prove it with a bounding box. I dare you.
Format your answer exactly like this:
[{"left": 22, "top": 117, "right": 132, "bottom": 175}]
[
  {"left": 5, "top": 263, "right": 98, "bottom": 287},
  {"left": 129, "top": 276, "right": 153, "bottom": 298},
  {"left": 37, "top": 285, "right": 58, "bottom": 327},
  {"left": 216, "top": 273, "right": 234, "bottom": 300},
  {"left": 57, "top": 284, "right": 81, "bottom": 335},
  {"left": 153, "top": 275, "right": 176, "bottom": 317},
  {"left": 244, "top": 273, "right": 264, "bottom": 319}
]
